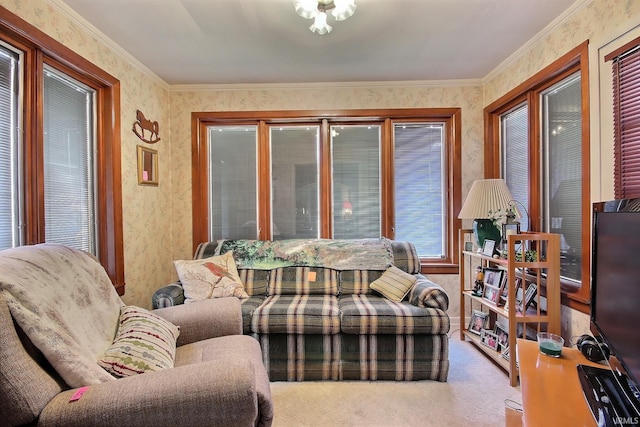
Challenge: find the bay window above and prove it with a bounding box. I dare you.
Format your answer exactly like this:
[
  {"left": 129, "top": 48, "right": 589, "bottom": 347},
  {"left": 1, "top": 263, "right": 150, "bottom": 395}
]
[
  {"left": 485, "top": 42, "right": 589, "bottom": 309},
  {"left": 192, "top": 109, "right": 462, "bottom": 273}
]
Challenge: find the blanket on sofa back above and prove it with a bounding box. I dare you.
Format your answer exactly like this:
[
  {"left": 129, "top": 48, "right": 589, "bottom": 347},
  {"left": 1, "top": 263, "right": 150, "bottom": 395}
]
[{"left": 213, "top": 238, "right": 393, "bottom": 271}]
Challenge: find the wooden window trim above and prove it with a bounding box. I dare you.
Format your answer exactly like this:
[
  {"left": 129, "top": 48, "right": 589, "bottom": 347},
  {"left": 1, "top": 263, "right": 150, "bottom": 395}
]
[
  {"left": 484, "top": 41, "right": 590, "bottom": 313},
  {"left": 0, "top": 7, "right": 125, "bottom": 294},
  {"left": 191, "top": 108, "right": 462, "bottom": 274}
]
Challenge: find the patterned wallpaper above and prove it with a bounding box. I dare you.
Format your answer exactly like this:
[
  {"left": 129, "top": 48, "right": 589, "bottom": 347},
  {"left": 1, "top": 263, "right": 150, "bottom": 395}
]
[
  {"left": 3, "top": 0, "right": 636, "bottom": 339},
  {"left": 0, "top": 0, "right": 173, "bottom": 308},
  {"left": 483, "top": 0, "right": 640, "bottom": 338},
  {"left": 168, "top": 84, "right": 484, "bottom": 316}
]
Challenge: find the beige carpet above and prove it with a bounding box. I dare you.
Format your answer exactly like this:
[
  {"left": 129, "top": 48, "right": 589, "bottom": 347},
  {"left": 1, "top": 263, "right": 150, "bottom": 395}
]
[{"left": 270, "top": 333, "right": 522, "bottom": 427}]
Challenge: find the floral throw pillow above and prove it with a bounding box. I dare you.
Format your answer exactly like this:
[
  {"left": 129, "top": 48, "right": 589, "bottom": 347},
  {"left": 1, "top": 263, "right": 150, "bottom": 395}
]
[
  {"left": 174, "top": 251, "right": 249, "bottom": 302},
  {"left": 98, "top": 306, "right": 180, "bottom": 377}
]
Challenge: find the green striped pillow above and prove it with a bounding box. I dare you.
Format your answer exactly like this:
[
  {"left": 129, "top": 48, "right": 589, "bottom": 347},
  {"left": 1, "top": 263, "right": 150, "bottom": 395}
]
[
  {"left": 98, "top": 306, "right": 179, "bottom": 378},
  {"left": 370, "top": 266, "right": 417, "bottom": 302}
]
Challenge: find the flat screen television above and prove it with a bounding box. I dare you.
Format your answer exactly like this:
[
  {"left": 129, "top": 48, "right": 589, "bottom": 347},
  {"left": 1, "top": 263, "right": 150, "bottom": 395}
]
[{"left": 581, "top": 198, "right": 640, "bottom": 424}]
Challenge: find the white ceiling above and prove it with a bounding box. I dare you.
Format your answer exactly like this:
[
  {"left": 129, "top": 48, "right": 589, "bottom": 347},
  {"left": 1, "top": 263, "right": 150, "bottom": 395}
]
[{"left": 56, "top": 0, "right": 582, "bottom": 86}]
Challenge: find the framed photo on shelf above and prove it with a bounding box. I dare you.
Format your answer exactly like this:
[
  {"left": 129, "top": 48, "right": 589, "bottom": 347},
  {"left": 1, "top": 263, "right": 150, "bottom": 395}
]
[
  {"left": 494, "top": 322, "right": 509, "bottom": 350},
  {"left": 468, "top": 310, "right": 488, "bottom": 335},
  {"left": 482, "top": 239, "right": 496, "bottom": 257},
  {"left": 483, "top": 268, "right": 503, "bottom": 289},
  {"left": 464, "top": 241, "right": 474, "bottom": 252},
  {"left": 483, "top": 284, "right": 500, "bottom": 304},
  {"left": 481, "top": 329, "right": 499, "bottom": 351},
  {"left": 517, "top": 283, "right": 538, "bottom": 313}
]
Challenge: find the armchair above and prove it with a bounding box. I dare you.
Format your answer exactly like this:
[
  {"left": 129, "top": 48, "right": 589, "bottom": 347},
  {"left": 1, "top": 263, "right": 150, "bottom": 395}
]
[{"left": 0, "top": 244, "right": 273, "bottom": 427}]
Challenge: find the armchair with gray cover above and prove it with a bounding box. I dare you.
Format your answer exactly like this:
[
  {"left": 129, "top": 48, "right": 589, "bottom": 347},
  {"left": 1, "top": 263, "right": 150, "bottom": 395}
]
[{"left": 0, "top": 244, "right": 273, "bottom": 427}]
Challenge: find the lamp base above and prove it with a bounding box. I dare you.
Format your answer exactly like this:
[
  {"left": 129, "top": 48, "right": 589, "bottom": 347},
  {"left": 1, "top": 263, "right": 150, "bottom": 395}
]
[{"left": 473, "top": 219, "right": 501, "bottom": 251}]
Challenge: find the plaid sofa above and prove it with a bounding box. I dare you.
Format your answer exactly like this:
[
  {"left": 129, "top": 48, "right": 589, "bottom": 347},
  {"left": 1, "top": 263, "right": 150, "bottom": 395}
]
[{"left": 153, "top": 239, "right": 450, "bottom": 382}]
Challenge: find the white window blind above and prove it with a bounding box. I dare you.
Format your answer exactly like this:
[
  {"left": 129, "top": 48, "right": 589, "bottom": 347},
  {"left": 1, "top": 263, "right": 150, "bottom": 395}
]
[
  {"left": 542, "top": 72, "right": 582, "bottom": 283},
  {"left": 208, "top": 125, "right": 258, "bottom": 240},
  {"left": 332, "top": 125, "right": 381, "bottom": 239},
  {"left": 0, "top": 45, "right": 20, "bottom": 250},
  {"left": 394, "top": 123, "right": 445, "bottom": 257},
  {"left": 43, "top": 66, "right": 97, "bottom": 253},
  {"left": 271, "top": 126, "right": 319, "bottom": 239},
  {"left": 501, "top": 104, "right": 530, "bottom": 230}
]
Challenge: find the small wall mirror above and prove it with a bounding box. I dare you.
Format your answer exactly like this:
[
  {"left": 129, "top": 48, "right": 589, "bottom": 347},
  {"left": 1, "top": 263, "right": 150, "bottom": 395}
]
[{"left": 137, "top": 145, "right": 158, "bottom": 186}]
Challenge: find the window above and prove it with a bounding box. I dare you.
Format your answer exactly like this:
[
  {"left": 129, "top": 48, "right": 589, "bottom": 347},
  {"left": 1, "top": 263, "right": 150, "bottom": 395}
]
[
  {"left": 606, "top": 37, "right": 640, "bottom": 199},
  {"left": 541, "top": 73, "right": 583, "bottom": 284},
  {"left": 394, "top": 123, "right": 446, "bottom": 258},
  {"left": 0, "top": 11, "right": 124, "bottom": 293},
  {"left": 485, "top": 42, "right": 590, "bottom": 310},
  {"left": 331, "top": 124, "right": 381, "bottom": 239},
  {"left": 43, "top": 66, "right": 97, "bottom": 253},
  {"left": 271, "top": 125, "right": 320, "bottom": 239},
  {"left": 500, "top": 104, "right": 530, "bottom": 230},
  {"left": 192, "top": 109, "right": 462, "bottom": 273},
  {"left": 0, "top": 44, "right": 20, "bottom": 249},
  {"left": 208, "top": 125, "right": 258, "bottom": 240}
]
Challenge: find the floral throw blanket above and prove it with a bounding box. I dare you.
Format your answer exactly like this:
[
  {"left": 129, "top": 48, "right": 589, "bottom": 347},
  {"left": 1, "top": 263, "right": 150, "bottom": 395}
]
[
  {"left": 214, "top": 238, "right": 393, "bottom": 270},
  {"left": 0, "top": 244, "right": 123, "bottom": 387}
]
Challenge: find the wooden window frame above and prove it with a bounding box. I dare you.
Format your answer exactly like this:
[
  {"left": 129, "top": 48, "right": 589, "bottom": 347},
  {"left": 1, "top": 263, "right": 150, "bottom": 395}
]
[
  {"left": 192, "top": 108, "right": 462, "bottom": 274},
  {"left": 484, "top": 41, "right": 590, "bottom": 312},
  {"left": 0, "top": 7, "right": 125, "bottom": 294}
]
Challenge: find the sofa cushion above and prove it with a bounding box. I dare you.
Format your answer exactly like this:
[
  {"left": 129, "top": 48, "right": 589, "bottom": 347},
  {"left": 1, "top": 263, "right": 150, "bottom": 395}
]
[
  {"left": 238, "top": 268, "right": 269, "bottom": 296},
  {"left": 390, "top": 240, "right": 421, "bottom": 274},
  {"left": 240, "top": 296, "right": 266, "bottom": 334},
  {"left": 339, "top": 270, "right": 384, "bottom": 295},
  {"left": 174, "top": 251, "right": 249, "bottom": 302},
  {"left": 268, "top": 267, "right": 338, "bottom": 296},
  {"left": 98, "top": 306, "right": 180, "bottom": 377},
  {"left": 252, "top": 295, "right": 341, "bottom": 334},
  {"left": 369, "top": 266, "right": 417, "bottom": 302},
  {"left": 339, "top": 295, "right": 450, "bottom": 335}
]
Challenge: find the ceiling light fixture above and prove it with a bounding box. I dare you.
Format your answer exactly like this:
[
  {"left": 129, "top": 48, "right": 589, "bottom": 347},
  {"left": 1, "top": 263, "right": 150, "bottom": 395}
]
[{"left": 294, "top": 0, "right": 356, "bottom": 35}]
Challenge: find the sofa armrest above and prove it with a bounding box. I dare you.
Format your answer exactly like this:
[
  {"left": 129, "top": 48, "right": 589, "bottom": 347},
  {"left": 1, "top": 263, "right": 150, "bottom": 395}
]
[
  {"left": 38, "top": 359, "right": 264, "bottom": 427},
  {"left": 408, "top": 275, "right": 449, "bottom": 311},
  {"left": 153, "top": 297, "right": 243, "bottom": 346},
  {"left": 152, "top": 281, "right": 185, "bottom": 309}
]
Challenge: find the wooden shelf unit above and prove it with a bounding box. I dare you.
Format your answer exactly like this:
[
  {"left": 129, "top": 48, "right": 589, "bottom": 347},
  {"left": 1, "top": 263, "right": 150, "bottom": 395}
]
[{"left": 459, "top": 229, "right": 561, "bottom": 386}]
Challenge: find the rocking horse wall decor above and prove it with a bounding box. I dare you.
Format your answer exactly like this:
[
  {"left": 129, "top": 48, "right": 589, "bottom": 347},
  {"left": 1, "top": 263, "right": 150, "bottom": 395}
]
[{"left": 132, "top": 109, "right": 161, "bottom": 144}]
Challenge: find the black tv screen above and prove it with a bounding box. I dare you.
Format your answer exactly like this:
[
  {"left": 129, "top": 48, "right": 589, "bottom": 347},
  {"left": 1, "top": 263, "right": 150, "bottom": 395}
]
[{"left": 591, "top": 198, "right": 640, "bottom": 388}]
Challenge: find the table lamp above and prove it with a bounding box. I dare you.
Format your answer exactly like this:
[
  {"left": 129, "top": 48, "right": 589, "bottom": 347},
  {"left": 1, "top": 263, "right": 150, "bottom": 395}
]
[{"left": 458, "top": 179, "right": 520, "bottom": 249}]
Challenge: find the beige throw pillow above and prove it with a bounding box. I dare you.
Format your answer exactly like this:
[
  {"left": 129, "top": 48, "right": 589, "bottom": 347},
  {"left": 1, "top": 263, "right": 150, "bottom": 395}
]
[
  {"left": 370, "top": 266, "right": 417, "bottom": 302},
  {"left": 174, "top": 251, "right": 248, "bottom": 302},
  {"left": 98, "top": 306, "right": 180, "bottom": 377}
]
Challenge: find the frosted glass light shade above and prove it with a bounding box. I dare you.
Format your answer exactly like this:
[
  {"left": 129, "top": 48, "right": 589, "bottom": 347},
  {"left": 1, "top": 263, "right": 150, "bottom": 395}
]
[
  {"left": 295, "top": 0, "right": 319, "bottom": 19},
  {"left": 309, "top": 12, "right": 332, "bottom": 34},
  {"left": 332, "top": 0, "right": 356, "bottom": 21}
]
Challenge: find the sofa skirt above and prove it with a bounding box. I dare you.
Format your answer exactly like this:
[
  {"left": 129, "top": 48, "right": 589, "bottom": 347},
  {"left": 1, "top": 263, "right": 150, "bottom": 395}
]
[
  {"left": 257, "top": 332, "right": 449, "bottom": 382},
  {"left": 258, "top": 334, "right": 341, "bottom": 381},
  {"left": 340, "top": 333, "right": 449, "bottom": 381}
]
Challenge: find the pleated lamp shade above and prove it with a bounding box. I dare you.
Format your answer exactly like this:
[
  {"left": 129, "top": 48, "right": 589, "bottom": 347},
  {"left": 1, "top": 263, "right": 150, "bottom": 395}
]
[{"left": 458, "top": 179, "right": 518, "bottom": 219}]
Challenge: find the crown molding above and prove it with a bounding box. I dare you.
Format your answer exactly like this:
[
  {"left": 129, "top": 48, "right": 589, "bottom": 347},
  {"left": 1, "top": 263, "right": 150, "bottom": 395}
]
[
  {"left": 47, "top": 0, "right": 169, "bottom": 90},
  {"left": 482, "top": 0, "right": 592, "bottom": 84},
  {"left": 169, "top": 79, "right": 482, "bottom": 93}
]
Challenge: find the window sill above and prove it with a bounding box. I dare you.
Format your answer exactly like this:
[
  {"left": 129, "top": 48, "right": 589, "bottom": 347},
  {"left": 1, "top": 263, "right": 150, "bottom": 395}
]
[{"left": 421, "top": 263, "right": 459, "bottom": 275}]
